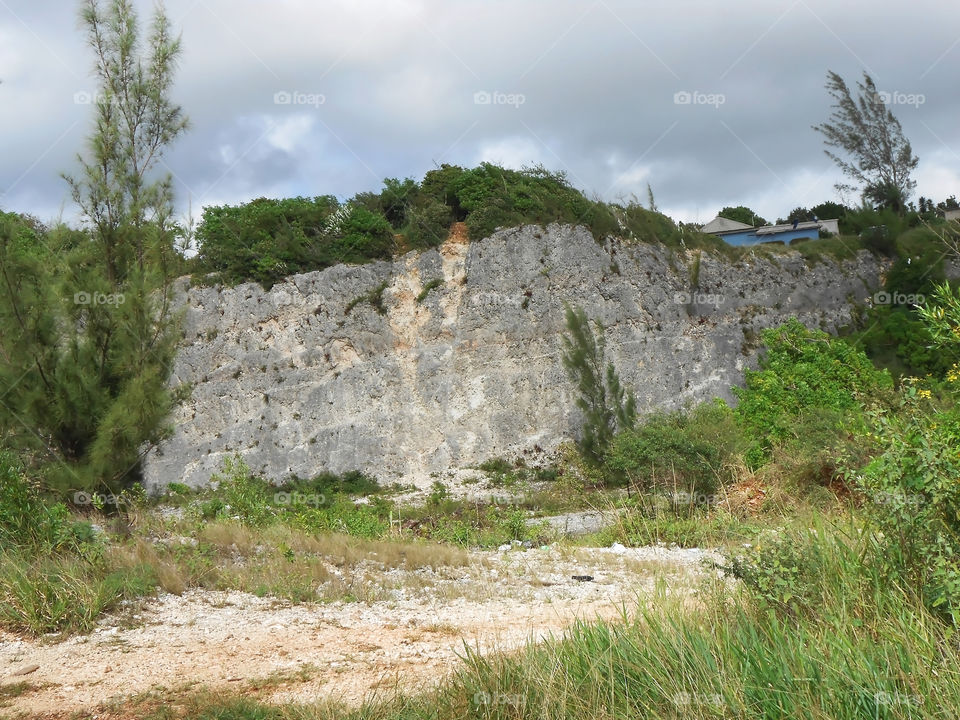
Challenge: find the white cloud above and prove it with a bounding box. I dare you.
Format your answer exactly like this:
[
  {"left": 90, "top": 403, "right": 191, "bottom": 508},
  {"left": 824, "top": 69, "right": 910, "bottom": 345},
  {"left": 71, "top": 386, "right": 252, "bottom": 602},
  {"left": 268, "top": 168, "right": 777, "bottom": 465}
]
[{"left": 474, "top": 137, "right": 543, "bottom": 171}]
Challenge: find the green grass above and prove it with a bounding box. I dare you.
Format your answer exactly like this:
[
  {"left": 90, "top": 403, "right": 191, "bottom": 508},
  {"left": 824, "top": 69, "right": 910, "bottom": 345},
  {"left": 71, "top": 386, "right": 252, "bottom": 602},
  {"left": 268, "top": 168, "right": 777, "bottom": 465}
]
[
  {"left": 0, "top": 548, "right": 156, "bottom": 635},
  {"left": 94, "top": 523, "right": 960, "bottom": 720},
  {"left": 415, "top": 278, "right": 443, "bottom": 303}
]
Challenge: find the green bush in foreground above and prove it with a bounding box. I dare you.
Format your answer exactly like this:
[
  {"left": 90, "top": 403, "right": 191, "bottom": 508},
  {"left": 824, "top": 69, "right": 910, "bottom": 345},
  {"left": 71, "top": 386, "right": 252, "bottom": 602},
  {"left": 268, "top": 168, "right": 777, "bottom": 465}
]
[
  {"left": 604, "top": 400, "right": 741, "bottom": 494},
  {"left": 734, "top": 318, "right": 893, "bottom": 466}
]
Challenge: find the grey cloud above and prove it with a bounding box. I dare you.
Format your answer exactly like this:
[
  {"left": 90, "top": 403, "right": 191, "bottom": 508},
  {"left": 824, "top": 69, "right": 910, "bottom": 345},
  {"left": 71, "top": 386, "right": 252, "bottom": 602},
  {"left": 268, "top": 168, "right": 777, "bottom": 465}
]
[{"left": 2, "top": 0, "right": 958, "bottom": 228}]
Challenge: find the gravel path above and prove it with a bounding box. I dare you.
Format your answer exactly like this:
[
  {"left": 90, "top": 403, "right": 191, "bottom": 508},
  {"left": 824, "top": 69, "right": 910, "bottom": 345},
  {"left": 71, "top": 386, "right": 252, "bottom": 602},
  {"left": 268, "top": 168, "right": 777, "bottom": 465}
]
[{"left": 0, "top": 544, "right": 719, "bottom": 718}]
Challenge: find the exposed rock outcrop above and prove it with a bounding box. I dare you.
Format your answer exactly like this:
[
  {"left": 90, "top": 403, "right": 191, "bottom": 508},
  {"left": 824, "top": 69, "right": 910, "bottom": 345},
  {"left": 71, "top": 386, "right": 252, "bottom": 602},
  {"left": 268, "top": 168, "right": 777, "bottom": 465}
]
[{"left": 142, "top": 224, "right": 882, "bottom": 492}]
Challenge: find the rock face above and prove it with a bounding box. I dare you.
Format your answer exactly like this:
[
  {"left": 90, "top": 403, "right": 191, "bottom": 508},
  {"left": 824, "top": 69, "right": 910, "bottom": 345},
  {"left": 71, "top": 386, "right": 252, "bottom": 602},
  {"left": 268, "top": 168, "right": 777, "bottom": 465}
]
[{"left": 142, "top": 224, "right": 883, "bottom": 492}]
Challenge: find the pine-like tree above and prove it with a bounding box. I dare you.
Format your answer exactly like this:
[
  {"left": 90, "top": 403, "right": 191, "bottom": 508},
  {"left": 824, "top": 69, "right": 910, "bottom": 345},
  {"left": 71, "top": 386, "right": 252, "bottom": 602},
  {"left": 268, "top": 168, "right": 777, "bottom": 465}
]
[
  {"left": 561, "top": 306, "right": 636, "bottom": 464},
  {"left": 813, "top": 71, "right": 919, "bottom": 214},
  {"left": 0, "top": 0, "right": 188, "bottom": 495}
]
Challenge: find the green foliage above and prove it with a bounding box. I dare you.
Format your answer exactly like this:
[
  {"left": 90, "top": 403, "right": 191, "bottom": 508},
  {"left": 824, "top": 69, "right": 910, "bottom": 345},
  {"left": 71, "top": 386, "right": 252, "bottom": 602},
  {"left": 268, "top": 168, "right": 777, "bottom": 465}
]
[
  {"left": 415, "top": 278, "right": 443, "bottom": 303},
  {"left": 609, "top": 203, "right": 692, "bottom": 249},
  {"left": 718, "top": 205, "right": 767, "bottom": 227},
  {"left": 0, "top": 452, "right": 93, "bottom": 553},
  {"left": 814, "top": 70, "right": 919, "bottom": 212},
  {"left": 0, "top": 1, "right": 186, "bottom": 495},
  {"left": 856, "top": 389, "right": 960, "bottom": 623},
  {"left": 857, "top": 306, "right": 953, "bottom": 378},
  {"left": 734, "top": 319, "right": 892, "bottom": 466},
  {"left": 604, "top": 401, "right": 740, "bottom": 495},
  {"left": 204, "top": 456, "right": 278, "bottom": 528},
  {"left": 848, "top": 283, "right": 960, "bottom": 623},
  {"left": 852, "top": 230, "right": 953, "bottom": 377},
  {"left": 195, "top": 197, "right": 395, "bottom": 289},
  {"left": 453, "top": 163, "right": 619, "bottom": 242},
  {"left": 344, "top": 280, "right": 389, "bottom": 315},
  {"left": 193, "top": 163, "right": 651, "bottom": 287},
  {"left": 281, "top": 470, "right": 380, "bottom": 497},
  {"left": 721, "top": 525, "right": 865, "bottom": 617},
  {"left": 561, "top": 305, "right": 636, "bottom": 465},
  {"left": 0, "top": 551, "right": 154, "bottom": 635},
  {"left": 427, "top": 480, "right": 450, "bottom": 507}
]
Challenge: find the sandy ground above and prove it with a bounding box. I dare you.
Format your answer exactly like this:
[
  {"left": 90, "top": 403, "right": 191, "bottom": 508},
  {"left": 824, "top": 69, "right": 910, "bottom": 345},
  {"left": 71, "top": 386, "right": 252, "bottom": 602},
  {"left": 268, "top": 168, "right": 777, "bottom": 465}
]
[{"left": 0, "top": 544, "right": 719, "bottom": 719}]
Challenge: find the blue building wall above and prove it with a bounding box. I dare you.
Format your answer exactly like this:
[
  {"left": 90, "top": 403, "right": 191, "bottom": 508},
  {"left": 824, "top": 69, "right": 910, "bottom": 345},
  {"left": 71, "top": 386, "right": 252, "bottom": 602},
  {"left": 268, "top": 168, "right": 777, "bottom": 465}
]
[
  {"left": 718, "top": 227, "right": 818, "bottom": 246},
  {"left": 718, "top": 230, "right": 757, "bottom": 246}
]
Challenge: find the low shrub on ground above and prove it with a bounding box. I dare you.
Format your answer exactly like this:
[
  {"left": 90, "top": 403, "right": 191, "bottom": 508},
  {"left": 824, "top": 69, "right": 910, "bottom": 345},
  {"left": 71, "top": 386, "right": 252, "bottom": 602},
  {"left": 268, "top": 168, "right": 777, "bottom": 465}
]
[{"left": 603, "top": 400, "right": 742, "bottom": 495}]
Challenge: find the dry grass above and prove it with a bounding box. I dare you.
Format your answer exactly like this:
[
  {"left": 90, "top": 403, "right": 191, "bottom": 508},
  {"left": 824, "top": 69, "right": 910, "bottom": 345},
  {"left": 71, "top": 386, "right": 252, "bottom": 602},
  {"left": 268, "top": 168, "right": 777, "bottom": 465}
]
[{"left": 100, "top": 523, "right": 478, "bottom": 610}]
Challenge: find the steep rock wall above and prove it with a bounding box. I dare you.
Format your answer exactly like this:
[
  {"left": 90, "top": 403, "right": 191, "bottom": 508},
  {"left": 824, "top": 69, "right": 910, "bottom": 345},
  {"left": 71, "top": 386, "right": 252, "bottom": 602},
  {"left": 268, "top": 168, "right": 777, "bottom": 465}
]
[{"left": 142, "top": 224, "right": 883, "bottom": 492}]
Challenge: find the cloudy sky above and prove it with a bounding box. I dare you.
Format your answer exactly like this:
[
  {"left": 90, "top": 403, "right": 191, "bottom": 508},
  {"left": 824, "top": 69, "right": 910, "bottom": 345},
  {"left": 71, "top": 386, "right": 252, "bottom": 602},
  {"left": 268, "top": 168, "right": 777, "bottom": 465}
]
[{"left": 2, "top": 0, "right": 958, "bottom": 231}]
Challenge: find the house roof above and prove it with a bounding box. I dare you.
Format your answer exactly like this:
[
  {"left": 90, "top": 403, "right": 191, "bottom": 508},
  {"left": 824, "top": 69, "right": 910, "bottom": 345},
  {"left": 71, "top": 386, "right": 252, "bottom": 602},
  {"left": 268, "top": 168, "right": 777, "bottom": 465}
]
[
  {"left": 755, "top": 220, "right": 823, "bottom": 236},
  {"left": 701, "top": 216, "right": 754, "bottom": 234}
]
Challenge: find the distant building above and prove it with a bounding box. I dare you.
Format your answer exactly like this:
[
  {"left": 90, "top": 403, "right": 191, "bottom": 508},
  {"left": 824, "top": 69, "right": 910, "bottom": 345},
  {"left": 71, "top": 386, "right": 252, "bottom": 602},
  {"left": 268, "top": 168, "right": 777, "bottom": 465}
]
[
  {"left": 946, "top": 209, "right": 960, "bottom": 222},
  {"left": 702, "top": 215, "right": 839, "bottom": 246}
]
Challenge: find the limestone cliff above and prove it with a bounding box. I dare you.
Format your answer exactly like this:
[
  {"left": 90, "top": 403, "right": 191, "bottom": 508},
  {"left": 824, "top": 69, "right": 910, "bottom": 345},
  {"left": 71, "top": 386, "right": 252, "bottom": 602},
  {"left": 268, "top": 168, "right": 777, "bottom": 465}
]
[{"left": 142, "top": 224, "right": 882, "bottom": 492}]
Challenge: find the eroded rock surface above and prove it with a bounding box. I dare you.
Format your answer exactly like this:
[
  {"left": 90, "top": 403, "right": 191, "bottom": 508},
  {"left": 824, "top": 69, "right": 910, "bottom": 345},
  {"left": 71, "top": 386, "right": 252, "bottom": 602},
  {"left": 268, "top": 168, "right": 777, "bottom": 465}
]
[{"left": 143, "top": 224, "right": 881, "bottom": 491}]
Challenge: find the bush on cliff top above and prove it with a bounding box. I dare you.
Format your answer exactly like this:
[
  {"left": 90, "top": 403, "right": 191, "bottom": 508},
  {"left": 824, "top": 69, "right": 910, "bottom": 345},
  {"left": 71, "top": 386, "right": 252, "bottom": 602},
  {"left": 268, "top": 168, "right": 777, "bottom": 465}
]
[{"left": 194, "top": 163, "right": 699, "bottom": 288}]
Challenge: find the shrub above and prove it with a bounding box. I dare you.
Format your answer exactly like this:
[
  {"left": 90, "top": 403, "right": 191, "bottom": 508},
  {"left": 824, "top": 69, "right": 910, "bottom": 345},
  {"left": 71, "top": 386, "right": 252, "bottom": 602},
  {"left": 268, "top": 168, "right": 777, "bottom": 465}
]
[
  {"left": 855, "top": 389, "right": 960, "bottom": 623},
  {"left": 0, "top": 452, "right": 92, "bottom": 552},
  {"left": 604, "top": 401, "right": 740, "bottom": 495},
  {"left": 281, "top": 470, "right": 380, "bottom": 497},
  {"left": 561, "top": 305, "right": 636, "bottom": 464},
  {"left": 195, "top": 196, "right": 394, "bottom": 288},
  {"left": 734, "top": 319, "right": 892, "bottom": 466},
  {"left": 207, "top": 456, "right": 278, "bottom": 527}
]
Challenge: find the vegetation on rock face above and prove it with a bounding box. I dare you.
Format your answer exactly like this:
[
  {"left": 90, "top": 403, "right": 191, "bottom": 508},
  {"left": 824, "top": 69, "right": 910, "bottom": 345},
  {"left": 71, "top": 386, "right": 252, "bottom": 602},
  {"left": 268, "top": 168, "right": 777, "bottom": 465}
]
[{"left": 561, "top": 305, "right": 636, "bottom": 464}]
